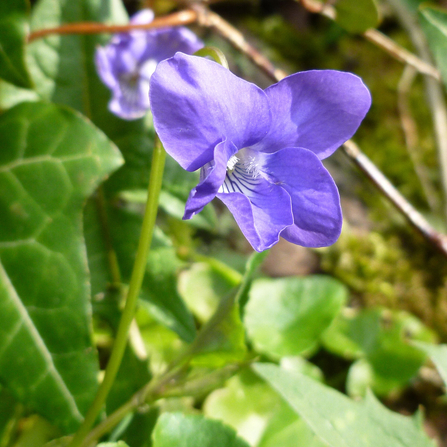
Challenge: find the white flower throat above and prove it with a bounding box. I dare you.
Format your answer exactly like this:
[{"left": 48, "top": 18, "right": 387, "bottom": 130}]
[{"left": 219, "top": 148, "right": 262, "bottom": 195}]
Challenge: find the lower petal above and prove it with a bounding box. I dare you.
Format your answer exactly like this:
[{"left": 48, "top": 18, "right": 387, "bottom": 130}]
[
  {"left": 217, "top": 180, "right": 293, "bottom": 252},
  {"left": 184, "top": 139, "right": 238, "bottom": 219},
  {"left": 108, "top": 77, "right": 150, "bottom": 120},
  {"left": 261, "top": 147, "right": 342, "bottom": 247}
]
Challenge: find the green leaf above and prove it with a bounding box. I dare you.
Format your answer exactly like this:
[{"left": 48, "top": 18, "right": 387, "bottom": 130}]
[
  {"left": 10, "top": 416, "right": 59, "bottom": 447},
  {"left": 346, "top": 359, "right": 374, "bottom": 398},
  {"left": 26, "top": 0, "right": 144, "bottom": 140},
  {"left": 321, "top": 308, "right": 436, "bottom": 393},
  {"left": 237, "top": 250, "right": 269, "bottom": 317},
  {"left": 178, "top": 262, "right": 237, "bottom": 323},
  {"left": 189, "top": 289, "right": 246, "bottom": 368},
  {"left": 158, "top": 190, "right": 217, "bottom": 231},
  {"left": 111, "top": 208, "right": 196, "bottom": 342},
  {"left": 106, "top": 345, "right": 151, "bottom": 414},
  {"left": 152, "top": 413, "right": 250, "bottom": 447},
  {"left": 244, "top": 276, "right": 348, "bottom": 358},
  {"left": 0, "top": 387, "right": 19, "bottom": 444},
  {"left": 258, "top": 402, "right": 326, "bottom": 447},
  {"left": 0, "top": 101, "right": 123, "bottom": 432},
  {"left": 0, "top": 0, "right": 33, "bottom": 88},
  {"left": 254, "top": 363, "right": 436, "bottom": 447},
  {"left": 98, "top": 442, "right": 129, "bottom": 447},
  {"left": 335, "top": 0, "right": 380, "bottom": 33},
  {"left": 413, "top": 342, "right": 447, "bottom": 387},
  {"left": 119, "top": 407, "right": 159, "bottom": 447},
  {"left": 203, "top": 370, "right": 283, "bottom": 446},
  {"left": 204, "top": 360, "right": 324, "bottom": 446},
  {"left": 140, "top": 241, "right": 197, "bottom": 343},
  {"left": 86, "top": 199, "right": 196, "bottom": 342},
  {"left": 419, "top": 6, "right": 447, "bottom": 90},
  {"left": 0, "top": 79, "right": 39, "bottom": 110}
]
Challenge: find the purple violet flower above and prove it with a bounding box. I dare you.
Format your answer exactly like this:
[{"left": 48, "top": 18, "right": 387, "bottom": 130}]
[
  {"left": 95, "top": 9, "right": 203, "bottom": 120},
  {"left": 150, "top": 53, "right": 371, "bottom": 252}
]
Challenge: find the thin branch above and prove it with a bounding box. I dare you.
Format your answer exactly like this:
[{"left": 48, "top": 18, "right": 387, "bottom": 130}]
[
  {"left": 342, "top": 140, "right": 447, "bottom": 255},
  {"left": 198, "top": 4, "right": 447, "bottom": 257},
  {"left": 300, "top": 0, "right": 441, "bottom": 82},
  {"left": 27, "top": 9, "right": 198, "bottom": 42},
  {"left": 192, "top": 3, "right": 288, "bottom": 81}
]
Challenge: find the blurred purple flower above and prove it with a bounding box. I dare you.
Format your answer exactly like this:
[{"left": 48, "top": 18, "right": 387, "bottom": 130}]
[
  {"left": 95, "top": 9, "right": 203, "bottom": 120},
  {"left": 150, "top": 53, "right": 371, "bottom": 252}
]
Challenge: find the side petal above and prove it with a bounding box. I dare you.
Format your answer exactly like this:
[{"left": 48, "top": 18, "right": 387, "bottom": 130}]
[
  {"left": 184, "top": 139, "right": 238, "bottom": 219},
  {"left": 146, "top": 28, "right": 204, "bottom": 63},
  {"left": 258, "top": 70, "right": 371, "bottom": 159},
  {"left": 217, "top": 180, "right": 293, "bottom": 252},
  {"left": 129, "top": 9, "right": 154, "bottom": 25},
  {"left": 95, "top": 46, "right": 118, "bottom": 90},
  {"left": 261, "top": 147, "right": 342, "bottom": 247},
  {"left": 150, "top": 53, "right": 271, "bottom": 171}
]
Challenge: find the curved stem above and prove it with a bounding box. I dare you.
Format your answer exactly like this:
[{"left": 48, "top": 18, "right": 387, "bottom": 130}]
[
  {"left": 81, "top": 365, "right": 188, "bottom": 447},
  {"left": 70, "top": 138, "right": 166, "bottom": 447}
]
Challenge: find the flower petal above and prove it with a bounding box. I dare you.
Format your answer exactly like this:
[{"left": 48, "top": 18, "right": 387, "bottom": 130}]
[
  {"left": 145, "top": 28, "right": 203, "bottom": 63},
  {"left": 129, "top": 9, "right": 154, "bottom": 25},
  {"left": 258, "top": 70, "right": 371, "bottom": 159},
  {"left": 217, "top": 180, "right": 293, "bottom": 252},
  {"left": 108, "top": 76, "right": 150, "bottom": 120},
  {"left": 95, "top": 46, "right": 119, "bottom": 90},
  {"left": 150, "top": 53, "right": 271, "bottom": 171},
  {"left": 261, "top": 147, "right": 342, "bottom": 247},
  {"left": 184, "top": 139, "right": 238, "bottom": 219}
]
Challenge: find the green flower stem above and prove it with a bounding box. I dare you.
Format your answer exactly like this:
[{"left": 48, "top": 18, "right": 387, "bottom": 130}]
[
  {"left": 80, "top": 365, "right": 188, "bottom": 447},
  {"left": 192, "top": 253, "right": 242, "bottom": 286},
  {"left": 80, "top": 360, "right": 246, "bottom": 447},
  {"left": 70, "top": 138, "right": 166, "bottom": 447}
]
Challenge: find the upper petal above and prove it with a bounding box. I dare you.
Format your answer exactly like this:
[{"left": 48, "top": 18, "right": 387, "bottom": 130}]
[
  {"left": 184, "top": 139, "right": 238, "bottom": 219},
  {"left": 129, "top": 9, "right": 154, "bottom": 25},
  {"left": 150, "top": 53, "right": 271, "bottom": 171},
  {"left": 145, "top": 28, "right": 204, "bottom": 63},
  {"left": 217, "top": 179, "right": 293, "bottom": 252},
  {"left": 260, "top": 147, "right": 342, "bottom": 247},
  {"left": 257, "top": 70, "right": 371, "bottom": 159}
]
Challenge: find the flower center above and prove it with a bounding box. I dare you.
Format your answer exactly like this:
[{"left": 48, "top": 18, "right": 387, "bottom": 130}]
[
  {"left": 220, "top": 148, "right": 262, "bottom": 195},
  {"left": 226, "top": 148, "right": 260, "bottom": 178}
]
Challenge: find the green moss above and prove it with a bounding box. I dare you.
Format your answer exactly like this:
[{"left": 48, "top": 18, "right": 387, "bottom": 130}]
[{"left": 320, "top": 227, "right": 447, "bottom": 338}]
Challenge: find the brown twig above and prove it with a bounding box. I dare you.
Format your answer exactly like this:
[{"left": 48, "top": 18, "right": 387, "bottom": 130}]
[
  {"left": 197, "top": 4, "right": 447, "bottom": 256},
  {"left": 27, "top": 9, "right": 198, "bottom": 42},
  {"left": 192, "top": 3, "right": 288, "bottom": 81},
  {"left": 300, "top": 0, "right": 441, "bottom": 82},
  {"left": 342, "top": 140, "right": 447, "bottom": 254}
]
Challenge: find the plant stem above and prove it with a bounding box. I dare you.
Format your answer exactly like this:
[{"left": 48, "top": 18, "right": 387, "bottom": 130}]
[
  {"left": 81, "top": 365, "right": 187, "bottom": 447},
  {"left": 69, "top": 138, "right": 166, "bottom": 447}
]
